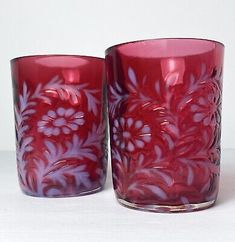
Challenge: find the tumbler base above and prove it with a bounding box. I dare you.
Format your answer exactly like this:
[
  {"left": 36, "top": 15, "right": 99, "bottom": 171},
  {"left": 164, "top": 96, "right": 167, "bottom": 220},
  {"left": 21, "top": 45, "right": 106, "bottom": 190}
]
[
  {"left": 21, "top": 185, "right": 103, "bottom": 198},
  {"left": 117, "top": 198, "right": 215, "bottom": 213}
]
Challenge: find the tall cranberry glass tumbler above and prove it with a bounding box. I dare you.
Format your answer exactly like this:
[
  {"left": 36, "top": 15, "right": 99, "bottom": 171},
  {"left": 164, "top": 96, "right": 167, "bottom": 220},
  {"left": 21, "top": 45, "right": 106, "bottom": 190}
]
[
  {"left": 11, "top": 55, "right": 107, "bottom": 197},
  {"left": 106, "top": 38, "right": 224, "bottom": 212}
]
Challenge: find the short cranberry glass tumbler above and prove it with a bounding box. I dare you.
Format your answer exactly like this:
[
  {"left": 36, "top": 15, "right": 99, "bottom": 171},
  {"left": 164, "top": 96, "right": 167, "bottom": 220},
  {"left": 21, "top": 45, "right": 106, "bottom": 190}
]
[
  {"left": 106, "top": 38, "right": 224, "bottom": 212},
  {"left": 11, "top": 55, "right": 108, "bottom": 197}
]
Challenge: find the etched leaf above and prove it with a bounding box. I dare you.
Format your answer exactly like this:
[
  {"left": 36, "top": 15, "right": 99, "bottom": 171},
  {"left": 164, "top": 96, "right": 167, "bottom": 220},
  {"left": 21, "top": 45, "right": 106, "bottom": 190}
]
[
  {"left": 45, "top": 163, "right": 91, "bottom": 189},
  {"left": 165, "top": 72, "right": 179, "bottom": 87},
  {"left": 44, "top": 140, "right": 63, "bottom": 161},
  {"left": 128, "top": 67, "right": 137, "bottom": 86},
  {"left": 42, "top": 75, "right": 100, "bottom": 114},
  {"left": 14, "top": 82, "right": 37, "bottom": 178},
  {"left": 45, "top": 81, "right": 82, "bottom": 105},
  {"left": 83, "top": 122, "right": 106, "bottom": 149},
  {"left": 200, "top": 63, "right": 206, "bottom": 78},
  {"left": 83, "top": 89, "right": 100, "bottom": 115},
  {"left": 108, "top": 82, "right": 127, "bottom": 117},
  {"left": 144, "top": 184, "right": 168, "bottom": 200},
  {"left": 155, "top": 80, "right": 161, "bottom": 95},
  {"left": 154, "top": 145, "right": 162, "bottom": 161}
]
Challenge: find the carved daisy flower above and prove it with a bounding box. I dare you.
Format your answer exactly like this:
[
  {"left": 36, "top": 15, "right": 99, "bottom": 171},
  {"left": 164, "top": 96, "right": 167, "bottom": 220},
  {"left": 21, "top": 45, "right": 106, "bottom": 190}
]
[
  {"left": 112, "top": 117, "right": 151, "bottom": 152},
  {"left": 191, "top": 92, "right": 221, "bottom": 126},
  {"left": 37, "top": 107, "right": 85, "bottom": 136}
]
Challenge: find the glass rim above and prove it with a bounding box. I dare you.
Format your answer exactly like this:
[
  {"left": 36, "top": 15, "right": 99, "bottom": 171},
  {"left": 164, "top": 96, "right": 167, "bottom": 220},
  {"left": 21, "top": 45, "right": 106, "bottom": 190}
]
[
  {"left": 10, "top": 54, "right": 104, "bottom": 63},
  {"left": 105, "top": 37, "right": 225, "bottom": 55}
]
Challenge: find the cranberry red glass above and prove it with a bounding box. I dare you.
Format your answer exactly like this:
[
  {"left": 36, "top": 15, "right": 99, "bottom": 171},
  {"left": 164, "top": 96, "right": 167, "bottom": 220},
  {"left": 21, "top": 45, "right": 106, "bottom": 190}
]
[
  {"left": 106, "top": 38, "right": 224, "bottom": 212},
  {"left": 11, "top": 55, "right": 107, "bottom": 197}
]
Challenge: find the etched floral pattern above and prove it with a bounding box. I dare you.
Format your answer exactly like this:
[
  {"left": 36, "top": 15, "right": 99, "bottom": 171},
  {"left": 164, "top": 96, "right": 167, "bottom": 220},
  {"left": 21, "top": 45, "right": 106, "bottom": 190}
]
[
  {"left": 112, "top": 117, "right": 151, "bottom": 151},
  {"left": 107, "top": 60, "right": 223, "bottom": 211},
  {"left": 37, "top": 107, "right": 85, "bottom": 136},
  {"left": 191, "top": 91, "right": 221, "bottom": 126},
  {"left": 12, "top": 60, "right": 107, "bottom": 198}
]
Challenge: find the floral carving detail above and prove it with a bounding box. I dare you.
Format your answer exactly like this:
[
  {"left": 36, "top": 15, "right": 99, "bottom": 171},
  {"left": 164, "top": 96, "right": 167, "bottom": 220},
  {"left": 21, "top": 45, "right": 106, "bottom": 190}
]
[
  {"left": 42, "top": 76, "right": 100, "bottom": 115},
  {"left": 28, "top": 122, "right": 106, "bottom": 197},
  {"left": 14, "top": 83, "right": 36, "bottom": 190},
  {"left": 112, "top": 117, "right": 151, "bottom": 152},
  {"left": 37, "top": 107, "right": 85, "bottom": 136},
  {"left": 108, "top": 64, "right": 222, "bottom": 208},
  {"left": 191, "top": 90, "right": 221, "bottom": 126},
  {"left": 108, "top": 81, "right": 128, "bottom": 117},
  {"left": 14, "top": 75, "right": 107, "bottom": 197}
]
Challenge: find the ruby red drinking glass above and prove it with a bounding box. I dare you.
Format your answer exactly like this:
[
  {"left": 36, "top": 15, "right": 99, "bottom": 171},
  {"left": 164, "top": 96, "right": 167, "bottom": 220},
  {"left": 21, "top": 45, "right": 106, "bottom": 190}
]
[
  {"left": 106, "top": 38, "right": 224, "bottom": 212},
  {"left": 11, "top": 55, "right": 107, "bottom": 197}
]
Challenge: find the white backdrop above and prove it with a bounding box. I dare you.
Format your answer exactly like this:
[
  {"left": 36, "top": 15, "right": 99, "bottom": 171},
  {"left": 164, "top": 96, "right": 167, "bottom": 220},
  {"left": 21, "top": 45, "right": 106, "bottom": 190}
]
[{"left": 0, "top": 0, "right": 234, "bottom": 150}]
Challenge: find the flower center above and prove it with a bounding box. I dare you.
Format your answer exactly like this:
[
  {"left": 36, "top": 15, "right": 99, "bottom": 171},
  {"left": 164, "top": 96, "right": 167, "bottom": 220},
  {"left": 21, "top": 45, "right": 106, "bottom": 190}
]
[
  {"left": 123, "top": 131, "right": 131, "bottom": 138},
  {"left": 53, "top": 117, "right": 67, "bottom": 127}
]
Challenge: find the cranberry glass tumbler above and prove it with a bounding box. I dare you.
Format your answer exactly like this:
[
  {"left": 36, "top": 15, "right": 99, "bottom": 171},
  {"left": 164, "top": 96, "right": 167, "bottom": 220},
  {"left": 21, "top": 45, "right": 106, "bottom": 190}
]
[
  {"left": 106, "top": 39, "right": 224, "bottom": 212},
  {"left": 11, "top": 55, "right": 107, "bottom": 197}
]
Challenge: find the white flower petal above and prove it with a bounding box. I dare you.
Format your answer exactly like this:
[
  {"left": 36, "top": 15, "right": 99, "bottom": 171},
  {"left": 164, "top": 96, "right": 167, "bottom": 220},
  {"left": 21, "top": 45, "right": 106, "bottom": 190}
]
[
  {"left": 208, "top": 94, "right": 214, "bottom": 102},
  {"left": 191, "top": 104, "right": 199, "bottom": 112},
  {"left": 136, "top": 140, "right": 145, "bottom": 148},
  {"left": 44, "top": 128, "right": 53, "bottom": 136},
  {"left": 135, "top": 120, "right": 143, "bottom": 129},
  {"left": 37, "top": 127, "right": 45, "bottom": 133},
  {"left": 193, "top": 113, "right": 204, "bottom": 122},
  {"left": 113, "top": 134, "right": 118, "bottom": 140},
  {"left": 73, "top": 119, "right": 85, "bottom": 125},
  {"left": 68, "top": 123, "right": 78, "bottom": 131},
  {"left": 127, "top": 118, "right": 133, "bottom": 127},
  {"left": 142, "top": 135, "right": 151, "bottom": 142},
  {"left": 42, "top": 115, "right": 50, "bottom": 121},
  {"left": 74, "top": 111, "right": 84, "bottom": 118},
  {"left": 203, "top": 116, "right": 210, "bottom": 126},
  {"left": 53, "top": 117, "right": 66, "bottom": 127},
  {"left": 47, "top": 110, "right": 56, "bottom": 118},
  {"left": 127, "top": 141, "right": 135, "bottom": 152},
  {"left": 114, "top": 119, "right": 119, "bottom": 128},
  {"left": 37, "top": 121, "right": 48, "bottom": 127},
  {"left": 52, "top": 128, "right": 60, "bottom": 136},
  {"left": 120, "top": 117, "right": 125, "bottom": 127},
  {"left": 65, "top": 108, "right": 75, "bottom": 117},
  {"left": 62, "top": 127, "right": 70, "bottom": 134},
  {"left": 141, "top": 125, "right": 150, "bottom": 133},
  {"left": 57, "top": 107, "right": 65, "bottom": 116},
  {"left": 123, "top": 131, "right": 131, "bottom": 138}
]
